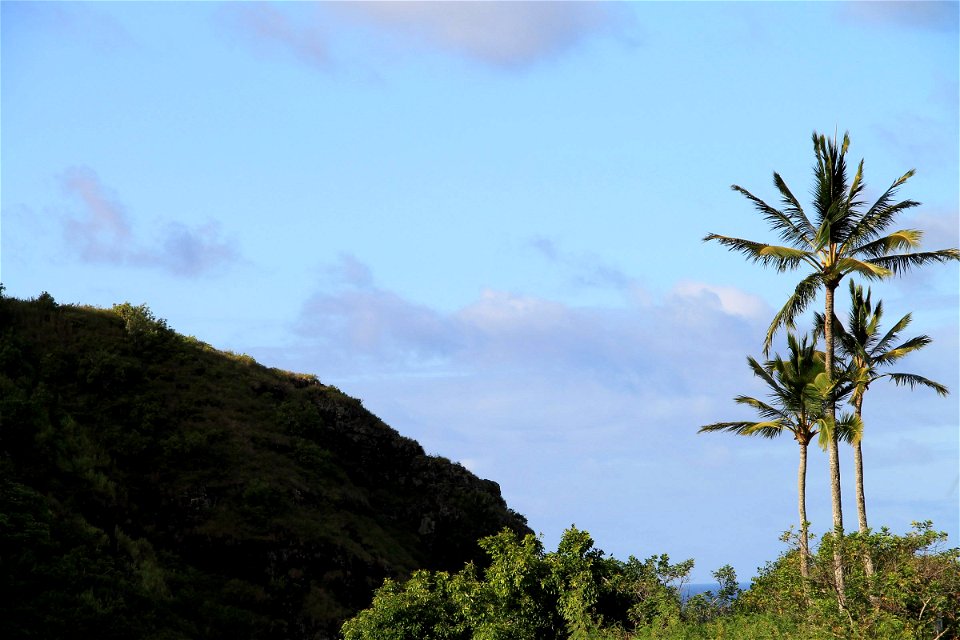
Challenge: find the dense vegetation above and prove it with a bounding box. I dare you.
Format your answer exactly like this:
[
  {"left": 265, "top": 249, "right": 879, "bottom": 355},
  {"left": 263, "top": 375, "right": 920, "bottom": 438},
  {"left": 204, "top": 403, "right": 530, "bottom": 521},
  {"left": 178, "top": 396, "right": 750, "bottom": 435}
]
[
  {"left": 342, "top": 523, "right": 959, "bottom": 639},
  {"left": 0, "top": 292, "right": 529, "bottom": 639}
]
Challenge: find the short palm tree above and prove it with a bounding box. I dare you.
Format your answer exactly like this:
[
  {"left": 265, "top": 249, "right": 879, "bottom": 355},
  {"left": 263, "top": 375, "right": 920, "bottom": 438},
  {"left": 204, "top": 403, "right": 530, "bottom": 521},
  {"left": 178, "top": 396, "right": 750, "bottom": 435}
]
[
  {"left": 818, "top": 280, "right": 949, "bottom": 535},
  {"left": 705, "top": 131, "right": 959, "bottom": 595},
  {"left": 699, "top": 333, "right": 860, "bottom": 579}
]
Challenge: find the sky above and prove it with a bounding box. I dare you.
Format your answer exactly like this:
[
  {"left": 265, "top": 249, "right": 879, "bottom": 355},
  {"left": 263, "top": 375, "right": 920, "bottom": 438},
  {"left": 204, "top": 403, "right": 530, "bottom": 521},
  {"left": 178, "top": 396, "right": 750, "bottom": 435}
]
[{"left": 2, "top": 1, "right": 958, "bottom": 583}]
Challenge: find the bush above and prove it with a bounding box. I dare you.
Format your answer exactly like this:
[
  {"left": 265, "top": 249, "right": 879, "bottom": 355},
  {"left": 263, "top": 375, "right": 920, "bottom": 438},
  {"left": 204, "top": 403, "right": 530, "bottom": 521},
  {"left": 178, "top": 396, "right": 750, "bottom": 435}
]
[
  {"left": 110, "top": 302, "right": 170, "bottom": 346},
  {"left": 342, "top": 527, "right": 701, "bottom": 640}
]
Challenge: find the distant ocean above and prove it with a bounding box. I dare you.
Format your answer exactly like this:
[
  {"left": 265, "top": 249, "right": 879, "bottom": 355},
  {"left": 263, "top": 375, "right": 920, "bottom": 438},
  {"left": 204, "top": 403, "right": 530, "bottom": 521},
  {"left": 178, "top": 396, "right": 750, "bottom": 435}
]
[{"left": 681, "top": 583, "right": 752, "bottom": 601}]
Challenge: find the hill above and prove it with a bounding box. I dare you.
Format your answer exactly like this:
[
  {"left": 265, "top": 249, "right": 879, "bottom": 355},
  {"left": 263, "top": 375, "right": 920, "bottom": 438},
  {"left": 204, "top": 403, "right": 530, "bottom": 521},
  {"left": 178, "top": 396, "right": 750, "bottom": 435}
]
[{"left": 0, "top": 292, "right": 530, "bottom": 639}]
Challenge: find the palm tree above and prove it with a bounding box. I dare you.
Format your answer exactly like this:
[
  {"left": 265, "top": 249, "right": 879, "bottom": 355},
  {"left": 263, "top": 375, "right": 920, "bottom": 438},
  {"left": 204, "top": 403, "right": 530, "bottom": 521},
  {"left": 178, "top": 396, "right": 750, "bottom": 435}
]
[
  {"left": 818, "top": 280, "right": 949, "bottom": 535},
  {"left": 699, "top": 333, "right": 859, "bottom": 579},
  {"left": 704, "top": 131, "right": 959, "bottom": 596}
]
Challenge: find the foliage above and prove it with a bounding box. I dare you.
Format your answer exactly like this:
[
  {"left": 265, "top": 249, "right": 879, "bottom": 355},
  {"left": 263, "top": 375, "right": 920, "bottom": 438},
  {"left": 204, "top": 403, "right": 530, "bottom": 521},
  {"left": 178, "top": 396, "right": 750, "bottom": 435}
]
[
  {"left": 343, "top": 523, "right": 959, "bottom": 640},
  {"left": 342, "top": 526, "right": 739, "bottom": 639},
  {"left": 681, "top": 565, "right": 741, "bottom": 625},
  {"left": 740, "top": 522, "right": 960, "bottom": 639},
  {"left": 110, "top": 302, "right": 171, "bottom": 347}
]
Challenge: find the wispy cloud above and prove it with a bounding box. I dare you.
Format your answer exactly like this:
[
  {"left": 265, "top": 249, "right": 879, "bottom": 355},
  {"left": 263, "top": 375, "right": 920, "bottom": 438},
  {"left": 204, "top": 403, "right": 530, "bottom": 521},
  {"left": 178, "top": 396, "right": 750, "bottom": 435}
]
[
  {"left": 840, "top": 0, "right": 959, "bottom": 32},
  {"left": 224, "top": 1, "right": 632, "bottom": 71},
  {"left": 4, "top": 2, "right": 135, "bottom": 52},
  {"left": 330, "top": 1, "right": 631, "bottom": 69},
  {"left": 145, "top": 221, "right": 239, "bottom": 277},
  {"left": 224, "top": 3, "right": 328, "bottom": 69},
  {"left": 528, "top": 236, "right": 649, "bottom": 302},
  {"left": 872, "top": 112, "right": 959, "bottom": 168},
  {"left": 62, "top": 167, "right": 133, "bottom": 263},
  {"left": 60, "top": 166, "right": 240, "bottom": 277}
]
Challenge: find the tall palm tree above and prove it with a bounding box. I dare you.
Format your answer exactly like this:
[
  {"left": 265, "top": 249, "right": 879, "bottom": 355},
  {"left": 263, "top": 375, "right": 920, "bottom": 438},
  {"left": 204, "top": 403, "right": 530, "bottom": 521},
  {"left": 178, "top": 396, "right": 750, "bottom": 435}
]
[
  {"left": 699, "top": 333, "right": 859, "bottom": 579},
  {"left": 818, "top": 280, "right": 949, "bottom": 535},
  {"left": 704, "top": 131, "right": 959, "bottom": 596}
]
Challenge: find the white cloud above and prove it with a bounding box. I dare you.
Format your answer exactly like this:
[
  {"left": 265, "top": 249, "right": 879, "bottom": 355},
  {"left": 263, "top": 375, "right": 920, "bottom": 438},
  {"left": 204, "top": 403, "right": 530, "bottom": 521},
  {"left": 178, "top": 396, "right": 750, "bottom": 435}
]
[{"left": 672, "top": 280, "right": 769, "bottom": 319}]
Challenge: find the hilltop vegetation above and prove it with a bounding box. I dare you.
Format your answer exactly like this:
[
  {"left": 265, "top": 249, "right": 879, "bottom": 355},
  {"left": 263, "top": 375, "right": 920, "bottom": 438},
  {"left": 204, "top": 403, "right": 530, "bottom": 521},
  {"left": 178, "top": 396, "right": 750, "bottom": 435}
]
[{"left": 0, "top": 292, "right": 529, "bottom": 639}]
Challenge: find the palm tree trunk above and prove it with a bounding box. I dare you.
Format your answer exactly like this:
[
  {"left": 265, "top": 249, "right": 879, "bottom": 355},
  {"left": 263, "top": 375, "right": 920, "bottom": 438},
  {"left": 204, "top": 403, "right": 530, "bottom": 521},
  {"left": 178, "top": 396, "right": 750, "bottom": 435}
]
[
  {"left": 853, "top": 395, "right": 876, "bottom": 582},
  {"left": 853, "top": 396, "right": 868, "bottom": 533},
  {"left": 824, "top": 283, "right": 846, "bottom": 604},
  {"left": 798, "top": 441, "right": 810, "bottom": 579}
]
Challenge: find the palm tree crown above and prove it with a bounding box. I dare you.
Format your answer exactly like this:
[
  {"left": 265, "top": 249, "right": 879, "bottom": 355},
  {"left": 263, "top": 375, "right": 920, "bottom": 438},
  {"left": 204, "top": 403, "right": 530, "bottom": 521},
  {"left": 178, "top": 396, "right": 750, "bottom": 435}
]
[
  {"left": 699, "top": 333, "right": 858, "bottom": 450},
  {"left": 705, "top": 132, "right": 959, "bottom": 353},
  {"left": 822, "top": 280, "right": 949, "bottom": 405}
]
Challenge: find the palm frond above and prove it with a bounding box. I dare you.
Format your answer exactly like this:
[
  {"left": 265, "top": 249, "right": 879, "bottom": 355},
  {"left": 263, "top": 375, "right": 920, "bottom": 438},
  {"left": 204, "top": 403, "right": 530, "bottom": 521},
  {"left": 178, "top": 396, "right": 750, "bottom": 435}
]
[
  {"left": 811, "top": 132, "right": 852, "bottom": 229},
  {"left": 758, "top": 244, "right": 814, "bottom": 267},
  {"left": 731, "top": 184, "right": 812, "bottom": 246},
  {"left": 885, "top": 373, "right": 949, "bottom": 396},
  {"left": 734, "top": 395, "right": 788, "bottom": 421},
  {"left": 874, "top": 335, "right": 932, "bottom": 365},
  {"left": 814, "top": 412, "right": 862, "bottom": 448},
  {"left": 871, "top": 312, "right": 910, "bottom": 356},
  {"left": 813, "top": 370, "right": 852, "bottom": 405},
  {"left": 867, "top": 249, "right": 960, "bottom": 276},
  {"left": 812, "top": 215, "right": 833, "bottom": 252},
  {"left": 852, "top": 229, "right": 923, "bottom": 259},
  {"left": 815, "top": 417, "right": 834, "bottom": 450},
  {"left": 772, "top": 173, "right": 816, "bottom": 241},
  {"left": 745, "top": 357, "right": 784, "bottom": 402},
  {"left": 846, "top": 159, "right": 866, "bottom": 210},
  {"left": 834, "top": 412, "right": 864, "bottom": 445},
  {"left": 811, "top": 310, "right": 847, "bottom": 347},
  {"left": 764, "top": 272, "right": 822, "bottom": 354},
  {"left": 844, "top": 170, "right": 919, "bottom": 250},
  {"left": 699, "top": 420, "right": 784, "bottom": 439},
  {"left": 703, "top": 233, "right": 815, "bottom": 272},
  {"left": 835, "top": 257, "right": 892, "bottom": 280}
]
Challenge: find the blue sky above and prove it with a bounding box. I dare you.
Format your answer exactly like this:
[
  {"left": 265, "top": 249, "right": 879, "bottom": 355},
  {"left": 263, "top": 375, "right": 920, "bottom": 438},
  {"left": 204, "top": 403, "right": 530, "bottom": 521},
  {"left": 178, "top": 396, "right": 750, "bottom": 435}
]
[{"left": 2, "top": 1, "right": 958, "bottom": 582}]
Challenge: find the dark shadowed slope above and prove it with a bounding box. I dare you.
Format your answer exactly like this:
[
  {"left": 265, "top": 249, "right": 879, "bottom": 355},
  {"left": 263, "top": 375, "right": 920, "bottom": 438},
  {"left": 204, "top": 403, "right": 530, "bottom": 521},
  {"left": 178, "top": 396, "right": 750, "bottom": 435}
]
[{"left": 0, "top": 292, "right": 529, "bottom": 639}]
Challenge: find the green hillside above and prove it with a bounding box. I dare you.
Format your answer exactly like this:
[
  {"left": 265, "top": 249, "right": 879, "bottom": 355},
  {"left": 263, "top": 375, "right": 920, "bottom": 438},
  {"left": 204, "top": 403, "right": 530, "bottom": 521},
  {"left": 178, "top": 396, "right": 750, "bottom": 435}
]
[{"left": 0, "top": 292, "right": 530, "bottom": 639}]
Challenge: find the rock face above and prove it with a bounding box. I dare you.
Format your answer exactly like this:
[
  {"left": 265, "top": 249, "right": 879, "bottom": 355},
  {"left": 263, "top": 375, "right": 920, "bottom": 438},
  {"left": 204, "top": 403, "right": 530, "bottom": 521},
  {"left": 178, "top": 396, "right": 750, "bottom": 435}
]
[{"left": 0, "top": 294, "right": 530, "bottom": 639}]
